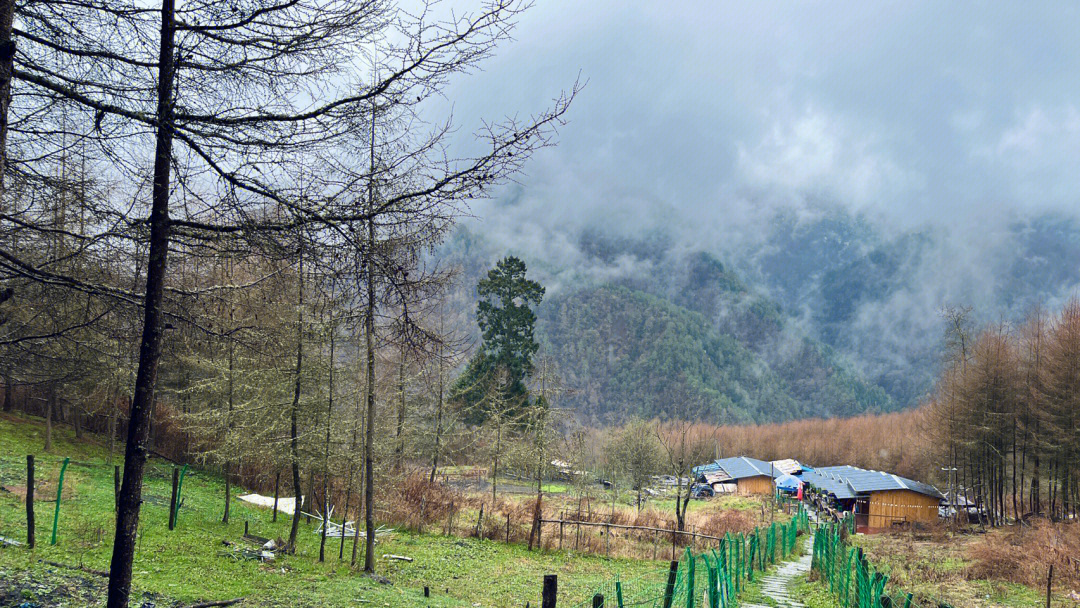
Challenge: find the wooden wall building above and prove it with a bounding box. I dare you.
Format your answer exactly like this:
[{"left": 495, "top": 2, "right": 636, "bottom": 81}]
[
  {"left": 736, "top": 475, "right": 776, "bottom": 495},
  {"left": 804, "top": 466, "right": 943, "bottom": 532},
  {"left": 866, "top": 489, "right": 941, "bottom": 526},
  {"left": 696, "top": 456, "right": 785, "bottom": 496}
]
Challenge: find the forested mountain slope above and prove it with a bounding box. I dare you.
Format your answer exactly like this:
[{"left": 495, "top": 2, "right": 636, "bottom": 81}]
[
  {"left": 536, "top": 256, "right": 892, "bottom": 425},
  {"left": 444, "top": 204, "right": 1080, "bottom": 424}
]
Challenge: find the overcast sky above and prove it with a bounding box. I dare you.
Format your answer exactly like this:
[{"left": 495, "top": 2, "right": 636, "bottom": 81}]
[{"left": 440, "top": 2, "right": 1080, "bottom": 252}]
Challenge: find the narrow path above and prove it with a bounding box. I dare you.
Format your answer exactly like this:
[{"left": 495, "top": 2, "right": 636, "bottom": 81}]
[{"left": 741, "top": 536, "right": 814, "bottom": 608}]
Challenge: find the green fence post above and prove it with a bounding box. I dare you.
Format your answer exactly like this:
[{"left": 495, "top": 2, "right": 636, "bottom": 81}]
[
  {"left": 685, "top": 549, "right": 696, "bottom": 608},
  {"left": 173, "top": 464, "right": 188, "bottom": 526},
  {"left": 615, "top": 580, "right": 624, "bottom": 608},
  {"left": 50, "top": 457, "right": 70, "bottom": 545},
  {"left": 706, "top": 554, "right": 719, "bottom": 608}
]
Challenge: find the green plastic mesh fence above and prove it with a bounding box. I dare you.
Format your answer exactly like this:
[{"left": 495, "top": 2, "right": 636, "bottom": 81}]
[
  {"left": 810, "top": 517, "right": 955, "bottom": 608},
  {"left": 567, "top": 505, "right": 811, "bottom": 608}
]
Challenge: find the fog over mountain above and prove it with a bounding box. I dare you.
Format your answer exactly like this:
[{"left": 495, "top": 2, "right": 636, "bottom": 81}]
[{"left": 434, "top": 2, "right": 1080, "bottom": 421}]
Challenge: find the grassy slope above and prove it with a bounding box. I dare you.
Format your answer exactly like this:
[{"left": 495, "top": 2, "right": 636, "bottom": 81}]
[{"left": 0, "top": 413, "right": 660, "bottom": 607}]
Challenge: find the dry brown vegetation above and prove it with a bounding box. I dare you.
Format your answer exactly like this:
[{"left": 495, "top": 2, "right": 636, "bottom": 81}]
[
  {"left": 851, "top": 522, "right": 1080, "bottom": 605},
  {"left": 968, "top": 521, "right": 1080, "bottom": 590},
  {"left": 364, "top": 469, "right": 771, "bottom": 560},
  {"left": 658, "top": 409, "right": 935, "bottom": 481}
]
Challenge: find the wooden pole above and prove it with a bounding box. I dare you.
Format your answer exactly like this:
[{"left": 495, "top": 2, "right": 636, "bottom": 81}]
[
  {"left": 168, "top": 467, "right": 179, "bottom": 531},
  {"left": 542, "top": 574, "right": 557, "bottom": 608},
  {"left": 506, "top": 512, "right": 511, "bottom": 544},
  {"left": 1046, "top": 564, "right": 1053, "bottom": 608},
  {"left": 26, "top": 455, "right": 34, "bottom": 548}
]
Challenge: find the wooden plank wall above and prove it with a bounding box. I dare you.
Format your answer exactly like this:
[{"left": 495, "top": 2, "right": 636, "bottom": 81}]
[
  {"left": 737, "top": 476, "right": 774, "bottom": 495},
  {"left": 868, "top": 489, "right": 940, "bottom": 523}
]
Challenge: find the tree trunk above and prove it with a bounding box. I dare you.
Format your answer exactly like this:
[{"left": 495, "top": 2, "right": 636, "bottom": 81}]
[
  {"left": 222, "top": 463, "right": 231, "bottom": 525},
  {"left": 286, "top": 255, "right": 304, "bottom": 554},
  {"left": 319, "top": 322, "right": 335, "bottom": 563},
  {"left": 362, "top": 99, "right": 378, "bottom": 574},
  {"left": 350, "top": 343, "right": 363, "bottom": 566},
  {"left": 339, "top": 479, "right": 351, "bottom": 560},
  {"left": 0, "top": 0, "right": 15, "bottom": 199},
  {"left": 2, "top": 368, "right": 13, "bottom": 413},
  {"left": 492, "top": 420, "right": 501, "bottom": 505},
  {"left": 223, "top": 337, "right": 234, "bottom": 524},
  {"left": 272, "top": 471, "right": 279, "bottom": 523},
  {"left": 429, "top": 352, "right": 444, "bottom": 483},
  {"left": 72, "top": 401, "right": 82, "bottom": 439},
  {"left": 106, "top": 0, "right": 176, "bottom": 604},
  {"left": 108, "top": 412, "right": 117, "bottom": 466},
  {"left": 395, "top": 343, "right": 405, "bottom": 467},
  {"left": 44, "top": 388, "right": 53, "bottom": 452}
]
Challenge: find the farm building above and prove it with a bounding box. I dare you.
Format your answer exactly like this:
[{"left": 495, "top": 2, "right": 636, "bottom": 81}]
[
  {"left": 694, "top": 456, "right": 789, "bottom": 495},
  {"left": 803, "top": 465, "right": 943, "bottom": 532}
]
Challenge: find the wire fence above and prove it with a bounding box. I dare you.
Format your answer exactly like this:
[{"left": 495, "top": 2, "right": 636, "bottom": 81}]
[
  {"left": 810, "top": 515, "right": 956, "bottom": 608},
  {"left": 567, "top": 506, "right": 811, "bottom": 608}
]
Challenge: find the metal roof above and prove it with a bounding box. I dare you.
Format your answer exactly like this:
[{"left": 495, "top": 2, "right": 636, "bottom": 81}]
[
  {"left": 695, "top": 457, "right": 781, "bottom": 481},
  {"left": 801, "top": 468, "right": 857, "bottom": 500},
  {"left": 770, "top": 459, "right": 804, "bottom": 475},
  {"left": 806, "top": 465, "right": 943, "bottom": 500},
  {"left": 706, "top": 456, "right": 780, "bottom": 480},
  {"left": 702, "top": 471, "right": 733, "bottom": 484}
]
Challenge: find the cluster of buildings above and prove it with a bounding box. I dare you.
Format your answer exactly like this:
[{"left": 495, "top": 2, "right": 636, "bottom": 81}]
[{"left": 694, "top": 456, "right": 945, "bottom": 533}]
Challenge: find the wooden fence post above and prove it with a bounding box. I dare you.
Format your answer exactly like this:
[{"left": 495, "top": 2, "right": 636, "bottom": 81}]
[
  {"left": 542, "top": 574, "right": 557, "bottom": 608},
  {"left": 26, "top": 455, "right": 34, "bottom": 548},
  {"left": 1046, "top": 564, "right": 1053, "bottom": 608},
  {"left": 506, "top": 512, "right": 511, "bottom": 544},
  {"left": 168, "top": 467, "right": 179, "bottom": 531}
]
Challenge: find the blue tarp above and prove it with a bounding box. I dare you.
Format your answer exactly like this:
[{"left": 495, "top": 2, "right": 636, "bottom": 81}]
[{"left": 773, "top": 473, "right": 802, "bottom": 492}]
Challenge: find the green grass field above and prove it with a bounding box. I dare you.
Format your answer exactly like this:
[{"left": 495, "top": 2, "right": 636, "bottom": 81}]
[{"left": 0, "top": 413, "right": 663, "bottom": 607}]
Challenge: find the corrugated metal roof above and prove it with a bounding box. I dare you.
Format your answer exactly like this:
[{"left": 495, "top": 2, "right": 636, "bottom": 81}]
[
  {"left": 801, "top": 468, "right": 856, "bottom": 499},
  {"left": 694, "top": 456, "right": 779, "bottom": 480},
  {"left": 714, "top": 456, "right": 778, "bottom": 480},
  {"left": 703, "top": 471, "right": 733, "bottom": 484},
  {"left": 770, "top": 459, "right": 803, "bottom": 475},
  {"left": 807, "top": 465, "right": 943, "bottom": 500}
]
